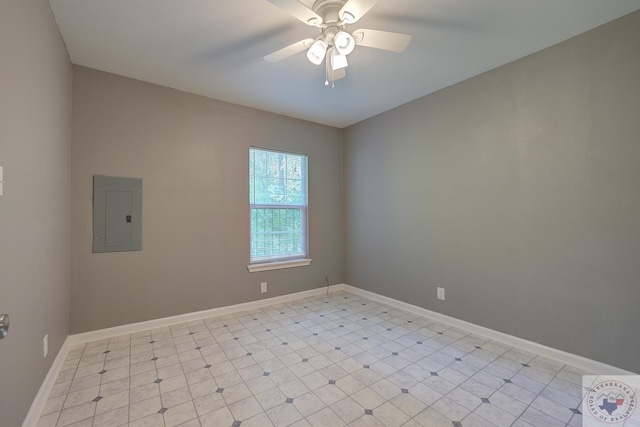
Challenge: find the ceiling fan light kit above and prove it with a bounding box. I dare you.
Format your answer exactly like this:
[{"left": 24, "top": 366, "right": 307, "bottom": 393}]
[
  {"left": 334, "top": 30, "right": 355, "bottom": 55},
  {"left": 330, "top": 49, "right": 348, "bottom": 70},
  {"left": 307, "top": 39, "right": 328, "bottom": 65},
  {"left": 265, "top": 0, "right": 412, "bottom": 85}
]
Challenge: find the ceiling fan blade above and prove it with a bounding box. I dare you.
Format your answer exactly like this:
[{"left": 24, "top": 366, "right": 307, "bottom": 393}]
[
  {"left": 331, "top": 67, "right": 346, "bottom": 81},
  {"left": 339, "top": 0, "right": 380, "bottom": 24},
  {"left": 264, "top": 38, "right": 314, "bottom": 63},
  {"left": 352, "top": 29, "right": 412, "bottom": 52},
  {"left": 326, "top": 51, "right": 347, "bottom": 82},
  {"left": 266, "top": 0, "right": 323, "bottom": 26},
  {"left": 326, "top": 67, "right": 346, "bottom": 85}
]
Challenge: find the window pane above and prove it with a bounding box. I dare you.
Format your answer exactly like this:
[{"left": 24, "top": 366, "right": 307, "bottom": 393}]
[
  {"left": 249, "top": 148, "right": 307, "bottom": 263},
  {"left": 286, "top": 179, "right": 302, "bottom": 204}
]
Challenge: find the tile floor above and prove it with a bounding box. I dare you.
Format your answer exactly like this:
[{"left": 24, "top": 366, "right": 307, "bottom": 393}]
[{"left": 37, "top": 291, "right": 586, "bottom": 427}]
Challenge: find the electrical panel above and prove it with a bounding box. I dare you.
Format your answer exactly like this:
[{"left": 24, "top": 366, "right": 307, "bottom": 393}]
[{"left": 93, "top": 175, "right": 142, "bottom": 253}]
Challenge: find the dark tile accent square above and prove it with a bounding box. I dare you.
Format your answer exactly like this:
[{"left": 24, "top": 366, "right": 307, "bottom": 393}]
[
  {"left": 92, "top": 396, "right": 103, "bottom": 402},
  {"left": 151, "top": 357, "right": 158, "bottom": 361},
  {"left": 417, "top": 341, "right": 423, "bottom": 345},
  {"left": 437, "top": 332, "right": 443, "bottom": 335},
  {"left": 329, "top": 380, "right": 336, "bottom": 385},
  {"left": 362, "top": 303, "right": 367, "bottom": 306},
  {"left": 232, "top": 421, "right": 241, "bottom": 427},
  {"left": 362, "top": 318, "right": 367, "bottom": 320},
  {"left": 481, "top": 398, "right": 490, "bottom": 404},
  {"left": 233, "top": 337, "right": 239, "bottom": 340},
  {"left": 383, "top": 311, "right": 387, "bottom": 314},
  {"left": 363, "top": 365, "right": 370, "bottom": 369},
  {"left": 266, "top": 329, "right": 271, "bottom": 332},
  {"left": 216, "top": 388, "right": 224, "bottom": 393},
  {"left": 313, "top": 333, "right": 319, "bottom": 335},
  {"left": 522, "top": 363, "right": 530, "bottom": 367},
  {"left": 431, "top": 372, "right": 439, "bottom": 376},
  {"left": 453, "top": 422, "right": 463, "bottom": 427},
  {"left": 263, "top": 372, "right": 270, "bottom": 376},
  {"left": 282, "top": 342, "right": 288, "bottom": 345},
  {"left": 320, "top": 315, "right": 325, "bottom": 317},
  {"left": 149, "top": 341, "right": 155, "bottom": 344},
  {"left": 158, "top": 408, "right": 168, "bottom": 414},
  {"left": 99, "top": 370, "right": 107, "bottom": 375},
  {"left": 253, "top": 318, "right": 258, "bottom": 321},
  {"left": 342, "top": 309, "right": 346, "bottom": 311},
  {"left": 339, "top": 326, "right": 344, "bottom": 328},
  {"left": 295, "top": 322, "right": 299, "bottom": 324},
  {"left": 223, "top": 325, "right": 228, "bottom": 328},
  {"left": 302, "top": 359, "right": 309, "bottom": 363},
  {"left": 286, "top": 398, "right": 294, "bottom": 403},
  {"left": 189, "top": 332, "right": 194, "bottom": 335},
  {"left": 571, "top": 408, "right": 582, "bottom": 414},
  {"left": 204, "top": 365, "right": 212, "bottom": 369},
  {"left": 195, "top": 346, "right": 202, "bottom": 350},
  {"left": 407, "top": 320, "right": 413, "bottom": 323},
  {"left": 401, "top": 389, "right": 409, "bottom": 394},
  {"left": 280, "top": 312, "right": 285, "bottom": 315},
  {"left": 363, "top": 337, "right": 368, "bottom": 340},
  {"left": 103, "top": 350, "right": 111, "bottom": 354},
  {"left": 455, "top": 358, "right": 462, "bottom": 361},
  {"left": 154, "top": 379, "right": 163, "bottom": 384},
  {"left": 387, "top": 328, "right": 392, "bottom": 331},
  {"left": 335, "top": 347, "right": 341, "bottom": 350},
  {"left": 246, "top": 353, "right": 253, "bottom": 356},
  {"left": 475, "top": 346, "right": 482, "bottom": 349},
  {"left": 365, "top": 409, "right": 373, "bottom": 415},
  {"left": 392, "top": 352, "right": 398, "bottom": 356},
  {"left": 504, "top": 379, "right": 512, "bottom": 383}
]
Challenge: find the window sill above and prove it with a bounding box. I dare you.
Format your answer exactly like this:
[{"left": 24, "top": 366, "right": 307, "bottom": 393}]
[{"left": 248, "top": 258, "right": 312, "bottom": 273}]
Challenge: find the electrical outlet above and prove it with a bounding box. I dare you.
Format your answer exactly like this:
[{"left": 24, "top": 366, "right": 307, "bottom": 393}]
[
  {"left": 43, "top": 334, "right": 48, "bottom": 358},
  {"left": 261, "top": 282, "right": 267, "bottom": 293},
  {"left": 437, "top": 287, "right": 445, "bottom": 301}
]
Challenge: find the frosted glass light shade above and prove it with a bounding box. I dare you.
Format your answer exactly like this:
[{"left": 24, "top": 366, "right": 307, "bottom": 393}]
[
  {"left": 307, "top": 39, "right": 328, "bottom": 65},
  {"left": 334, "top": 31, "right": 355, "bottom": 56},
  {"left": 330, "top": 50, "right": 348, "bottom": 70}
]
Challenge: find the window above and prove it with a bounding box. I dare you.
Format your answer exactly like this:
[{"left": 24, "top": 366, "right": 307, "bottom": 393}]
[{"left": 248, "top": 147, "right": 310, "bottom": 271}]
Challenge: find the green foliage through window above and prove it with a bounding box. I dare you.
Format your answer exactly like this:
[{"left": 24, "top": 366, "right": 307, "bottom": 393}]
[{"left": 249, "top": 148, "right": 308, "bottom": 262}]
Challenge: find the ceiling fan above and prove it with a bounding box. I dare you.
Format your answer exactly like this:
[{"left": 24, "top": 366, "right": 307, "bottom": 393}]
[{"left": 264, "top": 0, "right": 412, "bottom": 85}]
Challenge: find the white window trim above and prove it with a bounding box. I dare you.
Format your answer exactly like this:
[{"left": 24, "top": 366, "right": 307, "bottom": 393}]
[
  {"left": 249, "top": 147, "right": 309, "bottom": 266},
  {"left": 247, "top": 258, "right": 312, "bottom": 273}
]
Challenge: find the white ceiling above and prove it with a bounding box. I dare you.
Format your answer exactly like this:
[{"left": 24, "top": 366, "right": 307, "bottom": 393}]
[{"left": 49, "top": 0, "right": 640, "bottom": 128}]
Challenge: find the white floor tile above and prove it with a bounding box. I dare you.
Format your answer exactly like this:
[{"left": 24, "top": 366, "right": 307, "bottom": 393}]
[{"left": 37, "top": 291, "right": 592, "bottom": 427}]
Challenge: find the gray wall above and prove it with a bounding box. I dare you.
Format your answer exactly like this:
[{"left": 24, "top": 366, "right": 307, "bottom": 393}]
[
  {"left": 70, "top": 67, "right": 343, "bottom": 333},
  {"left": 343, "top": 11, "right": 640, "bottom": 373},
  {"left": 0, "top": 0, "right": 72, "bottom": 425}
]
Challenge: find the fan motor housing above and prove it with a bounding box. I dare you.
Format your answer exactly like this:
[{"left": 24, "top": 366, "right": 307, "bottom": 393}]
[{"left": 313, "top": 0, "right": 347, "bottom": 24}]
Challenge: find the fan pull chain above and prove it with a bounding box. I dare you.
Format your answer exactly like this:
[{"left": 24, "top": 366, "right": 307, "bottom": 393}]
[
  {"left": 325, "top": 57, "right": 329, "bottom": 86},
  {"left": 324, "top": 64, "right": 335, "bottom": 89},
  {"left": 324, "top": 51, "right": 335, "bottom": 88}
]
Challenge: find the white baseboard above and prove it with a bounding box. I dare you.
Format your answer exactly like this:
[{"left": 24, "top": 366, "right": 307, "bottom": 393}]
[
  {"left": 26, "top": 282, "right": 634, "bottom": 426},
  {"left": 24, "top": 285, "right": 344, "bottom": 426},
  {"left": 68, "top": 284, "right": 345, "bottom": 346},
  {"left": 340, "top": 284, "right": 636, "bottom": 376},
  {"left": 22, "top": 337, "right": 71, "bottom": 427}
]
